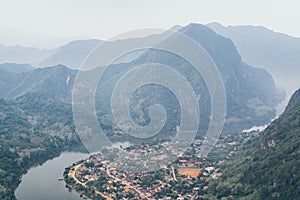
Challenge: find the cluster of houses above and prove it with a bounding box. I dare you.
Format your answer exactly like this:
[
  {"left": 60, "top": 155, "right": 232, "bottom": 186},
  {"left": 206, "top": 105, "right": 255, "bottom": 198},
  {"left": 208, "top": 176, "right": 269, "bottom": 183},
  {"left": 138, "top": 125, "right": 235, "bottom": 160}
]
[{"left": 64, "top": 132, "right": 254, "bottom": 199}]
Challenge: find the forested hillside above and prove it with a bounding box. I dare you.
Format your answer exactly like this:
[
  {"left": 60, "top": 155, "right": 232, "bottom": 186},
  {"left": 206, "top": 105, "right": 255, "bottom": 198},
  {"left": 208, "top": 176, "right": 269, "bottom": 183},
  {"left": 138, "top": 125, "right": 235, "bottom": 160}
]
[
  {"left": 208, "top": 89, "right": 300, "bottom": 199},
  {"left": 0, "top": 93, "right": 81, "bottom": 199},
  {"left": 95, "top": 23, "right": 281, "bottom": 139},
  {"left": 0, "top": 24, "right": 285, "bottom": 199}
]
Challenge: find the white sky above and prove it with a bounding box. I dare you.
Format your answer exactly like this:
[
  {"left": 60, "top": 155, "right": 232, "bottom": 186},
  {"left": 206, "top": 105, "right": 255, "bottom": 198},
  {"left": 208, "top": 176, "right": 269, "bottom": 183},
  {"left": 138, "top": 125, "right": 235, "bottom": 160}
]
[{"left": 0, "top": 0, "right": 299, "bottom": 48}]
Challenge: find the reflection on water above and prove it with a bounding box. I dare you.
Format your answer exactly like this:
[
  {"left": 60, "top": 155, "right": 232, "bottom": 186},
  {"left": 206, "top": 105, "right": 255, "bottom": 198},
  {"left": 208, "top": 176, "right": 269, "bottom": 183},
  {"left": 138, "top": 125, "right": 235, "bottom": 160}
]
[{"left": 15, "top": 152, "right": 88, "bottom": 200}]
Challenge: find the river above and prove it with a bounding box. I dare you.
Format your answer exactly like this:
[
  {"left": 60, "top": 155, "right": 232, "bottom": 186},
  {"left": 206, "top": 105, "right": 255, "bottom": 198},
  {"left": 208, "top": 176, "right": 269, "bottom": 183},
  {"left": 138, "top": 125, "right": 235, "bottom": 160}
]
[{"left": 15, "top": 151, "right": 88, "bottom": 200}]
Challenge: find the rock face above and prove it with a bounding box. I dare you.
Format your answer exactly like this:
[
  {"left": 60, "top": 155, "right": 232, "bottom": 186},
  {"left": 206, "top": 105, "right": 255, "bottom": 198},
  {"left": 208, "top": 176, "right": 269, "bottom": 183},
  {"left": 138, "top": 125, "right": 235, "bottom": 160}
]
[
  {"left": 94, "top": 23, "right": 281, "bottom": 137},
  {"left": 207, "top": 22, "right": 300, "bottom": 95},
  {"left": 179, "top": 24, "right": 279, "bottom": 132}
]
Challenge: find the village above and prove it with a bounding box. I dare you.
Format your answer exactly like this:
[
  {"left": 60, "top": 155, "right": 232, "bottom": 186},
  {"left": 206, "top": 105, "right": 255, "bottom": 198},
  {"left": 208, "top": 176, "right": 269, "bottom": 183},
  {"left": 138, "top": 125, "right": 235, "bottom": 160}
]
[{"left": 63, "top": 129, "right": 260, "bottom": 199}]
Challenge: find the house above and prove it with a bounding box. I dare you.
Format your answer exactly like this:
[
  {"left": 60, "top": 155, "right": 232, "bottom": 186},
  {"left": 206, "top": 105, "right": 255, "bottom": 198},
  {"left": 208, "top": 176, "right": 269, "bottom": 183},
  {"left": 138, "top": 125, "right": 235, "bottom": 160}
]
[
  {"left": 195, "top": 161, "right": 202, "bottom": 165},
  {"left": 205, "top": 167, "right": 215, "bottom": 173}
]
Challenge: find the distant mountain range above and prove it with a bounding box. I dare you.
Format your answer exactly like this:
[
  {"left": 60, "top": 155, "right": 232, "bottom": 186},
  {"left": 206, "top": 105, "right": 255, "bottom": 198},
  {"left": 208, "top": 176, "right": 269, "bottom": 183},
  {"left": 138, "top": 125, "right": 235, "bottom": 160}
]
[
  {"left": 0, "top": 23, "right": 281, "bottom": 137},
  {"left": 207, "top": 22, "right": 300, "bottom": 96},
  {"left": 0, "top": 44, "right": 55, "bottom": 66},
  {"left": 0, "top": 39, "right": 139, "bottom": 70},
  {"left": 1, "top": 23, "right": 299, "bottom": 99},
  {"left": 0, "top": 22, "right": 294, "bottom": 199},
  {"left": 127, "top": 23, "right": 280, "bottom": 135},
  {"left": 40, "top": 39, "right": 102, "bottom": 69},
  {"left": 0, "top": 63, "right": 33, "bottom": 73},
  {"left": 0, "top": 40, "right": 102, "bottom": 69}
]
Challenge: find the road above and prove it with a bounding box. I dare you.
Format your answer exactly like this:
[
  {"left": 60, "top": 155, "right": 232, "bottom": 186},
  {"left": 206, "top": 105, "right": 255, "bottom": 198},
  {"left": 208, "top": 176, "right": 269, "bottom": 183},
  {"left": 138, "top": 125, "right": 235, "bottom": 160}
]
[
  {"left": 171, "top": 166, "right": 177, "bottom": 181},
  {"left": 106, "top": 167, "right": 150, "bottom": 199},
  {"left": 68, "top": 163, "right": 112, "bottom": 200}
]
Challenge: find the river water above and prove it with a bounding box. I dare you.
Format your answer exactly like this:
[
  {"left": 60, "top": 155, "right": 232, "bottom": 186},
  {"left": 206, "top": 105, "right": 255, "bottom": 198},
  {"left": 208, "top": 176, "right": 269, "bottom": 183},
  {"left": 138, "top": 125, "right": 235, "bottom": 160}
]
[{"left": 15, "top": 151, "right": 88, "bottom": 200}]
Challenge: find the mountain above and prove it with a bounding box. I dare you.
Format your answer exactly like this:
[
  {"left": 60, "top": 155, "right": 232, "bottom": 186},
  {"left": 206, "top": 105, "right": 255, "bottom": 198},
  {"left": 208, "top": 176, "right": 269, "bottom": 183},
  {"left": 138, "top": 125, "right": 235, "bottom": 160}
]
[
  {"left": 0, "top": 65, "right": 80, "bottom": 199},
  {"left": 0, "top": 63, "right": 34, "bottom": 73},
  {"left": 0, "top": 24, "right": 286, "bottom": 199},
  {"left": 0, "top": 40, "right": 102, "bottom": 69},
  {"left": 0, "top": 24, "right": 281, "bottom": 136},
  {"left": 39, "top": 39, "right": 102, "bottom": 69},
  {"left": 179, "top": 23, "right": 279, "bottom": 112},
  {"left": 209, "top": 89, "right": 300, "bottom": 199},
  {"left": 156, "top": 24, "right": 279, "bottom": 132},
  {"left": 207, "top": 22, "right": 300, "bottom": 96},
  {"left": 0, "top": 39, "right": 148, "bottom": 71},
  {"left": 0, "top": 65, "right": 76, "bottom": 102},
  {"left": 91, "top": 23, "right": 281, "bottom": 138},
  {"left": 0, "top": 44, "right": 55, "bottom": 66}
]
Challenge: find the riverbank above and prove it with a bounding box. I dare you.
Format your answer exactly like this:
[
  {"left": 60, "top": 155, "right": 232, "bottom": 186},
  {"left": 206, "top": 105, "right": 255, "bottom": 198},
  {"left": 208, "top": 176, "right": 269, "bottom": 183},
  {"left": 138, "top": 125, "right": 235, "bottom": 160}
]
[
  {"left": 62, "top": 130, "right": 260, "bottom": 199},
  {"left": 15, "top": 151, "right": 87, "bottom": 200},
  {"left": 64, "top": 161, "right": 112, "bottom": 200}
]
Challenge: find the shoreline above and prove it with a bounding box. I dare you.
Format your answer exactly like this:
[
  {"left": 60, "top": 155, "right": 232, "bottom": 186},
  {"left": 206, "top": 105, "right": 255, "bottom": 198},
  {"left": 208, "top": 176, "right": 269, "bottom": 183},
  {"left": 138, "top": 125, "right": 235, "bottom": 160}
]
[
  {"left": 15, "top": 150, "right": 87, "bottom": 200},
  {"left": 64, "top": 161, "right": 112, "bottom": 200}
]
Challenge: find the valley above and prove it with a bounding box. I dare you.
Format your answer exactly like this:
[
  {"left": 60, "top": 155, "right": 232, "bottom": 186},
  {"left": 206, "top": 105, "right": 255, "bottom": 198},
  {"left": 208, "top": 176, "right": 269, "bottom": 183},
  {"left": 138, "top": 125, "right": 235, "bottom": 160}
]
[
  {"left": 63, "top": 129, "right": 260, "bottom": 199},
  {"left": 0, "top": 21, "right": 298, "bottom": 200}
]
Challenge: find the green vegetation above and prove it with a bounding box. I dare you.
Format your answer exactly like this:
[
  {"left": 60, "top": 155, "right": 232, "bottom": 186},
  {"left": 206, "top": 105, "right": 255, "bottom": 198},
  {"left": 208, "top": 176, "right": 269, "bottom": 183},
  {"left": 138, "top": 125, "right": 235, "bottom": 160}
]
[
  {"left": 96, "top": 24, "right": 280, "bottom": 141},
  {"left": 207, "top": 89, "right": 300, "bottom": 199},
  {"left": 0, "top": 93, "right": 80, "bottom": 199},
  {"left": 0, "top": 24, "right": 289, "bottom": 199},
  {"left": 0, "top": 64, "right": 75, "bottom": 101}
]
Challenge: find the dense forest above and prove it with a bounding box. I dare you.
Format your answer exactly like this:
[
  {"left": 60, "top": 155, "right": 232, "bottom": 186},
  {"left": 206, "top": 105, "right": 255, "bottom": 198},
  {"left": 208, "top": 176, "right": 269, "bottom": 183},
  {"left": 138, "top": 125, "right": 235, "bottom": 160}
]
[
  {"left": 0, "top": 93, "right": 81, "bottom": 199},
  {"left": 207, "top": 89, "right": 300, "bottom": 199}
]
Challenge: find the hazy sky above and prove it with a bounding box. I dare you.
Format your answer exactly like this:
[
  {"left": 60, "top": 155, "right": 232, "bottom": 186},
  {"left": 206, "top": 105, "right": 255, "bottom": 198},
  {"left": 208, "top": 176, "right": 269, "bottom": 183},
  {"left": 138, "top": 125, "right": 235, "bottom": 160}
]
[{"left": 0, "top": 0, "right": 299, "bottom": 48}]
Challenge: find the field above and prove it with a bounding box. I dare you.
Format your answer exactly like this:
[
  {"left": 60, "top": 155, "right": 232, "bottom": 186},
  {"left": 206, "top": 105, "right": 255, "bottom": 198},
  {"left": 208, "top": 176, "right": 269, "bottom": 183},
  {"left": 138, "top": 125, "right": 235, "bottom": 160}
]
[{"left": 178, "top": 167, "right": 201, "bottom": 178}]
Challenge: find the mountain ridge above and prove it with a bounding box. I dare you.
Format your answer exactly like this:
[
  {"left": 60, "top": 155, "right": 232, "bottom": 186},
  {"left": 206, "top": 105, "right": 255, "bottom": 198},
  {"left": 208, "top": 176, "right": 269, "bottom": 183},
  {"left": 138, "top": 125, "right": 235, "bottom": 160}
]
[
  {"left": 39, "top": 39, "right": 102, "bottom": 69},
  {"left": 207, "top": 22, "right": 300, "bottom": 96},
  {"left": 91, "top": 23, "right": 281, "bottom": 137}
]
